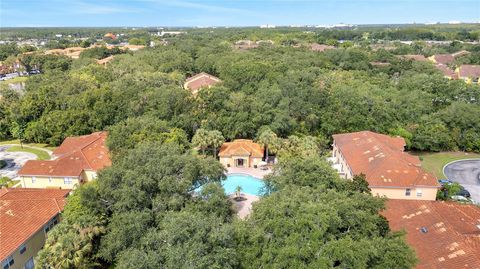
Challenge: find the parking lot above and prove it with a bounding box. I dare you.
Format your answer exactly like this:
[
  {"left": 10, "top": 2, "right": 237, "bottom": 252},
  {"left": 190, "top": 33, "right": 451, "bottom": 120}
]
[
  {"left": 444, "top": 159, "right": 480, "bottom": 203},
  {"left": 0, "top": 145, "right": 38, "bottom": 179}
]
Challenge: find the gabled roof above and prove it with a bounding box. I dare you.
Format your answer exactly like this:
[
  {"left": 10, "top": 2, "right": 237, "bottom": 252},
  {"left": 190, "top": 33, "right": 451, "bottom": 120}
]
[
  {"left": 398, "top": 55, "right": 428, "bottom": 62},
  {"left": 435, "top": 64, "right": 458, "bottom": 79},
  {"left": 184, "top": 72, "right": 221, "bottom": 93},
  {"left": 458, "top": 65, "right": 480, "bottom": 79},
  {"left": 433, "top": 54, "right": 455, "bottom": 65},
  {"left": 96, "top": 55, "right": 115, "bottom": 65},
  {"left": 383, "top": 200, "right": 480, "bottom": 269},
  {"left": 18, "top": 132, "right": 111, "bottom": 177},
  {"left": 332, "top": 131, "right": 439, "bottom": 188},
  {"left": 452, "top": 50, "right": 471, "bottom": 58},
  {"left": 219, "top": 139, "right": 264, "bottom": 158},
  {"left": 310, "top": 43, "right": 335, "bottom": 52},
  {"left": 0, "top": 188, "right": 70, "bottom": 260}
]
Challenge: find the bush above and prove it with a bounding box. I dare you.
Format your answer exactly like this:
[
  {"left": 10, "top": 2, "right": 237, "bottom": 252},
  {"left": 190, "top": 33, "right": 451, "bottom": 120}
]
[{"left": 0, "top": 160, "right": 6, "bottom": 169}]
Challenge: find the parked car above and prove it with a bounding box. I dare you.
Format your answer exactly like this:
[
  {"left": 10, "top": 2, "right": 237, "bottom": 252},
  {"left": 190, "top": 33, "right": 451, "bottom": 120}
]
[
  {"left": 450, "top": 195, "right": 474, "bottom": 203},
  {"left": 28, "top": 70, "right": 40, "bottom": 75},
  {"left": 438, "top": 179, "right": 452, "bottom": 186},
  {"left": 457, "top": 187, "right": 471, "bottom": 198}
]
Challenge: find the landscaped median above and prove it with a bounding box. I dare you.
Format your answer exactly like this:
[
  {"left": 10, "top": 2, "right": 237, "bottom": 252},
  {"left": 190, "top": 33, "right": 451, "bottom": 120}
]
[
  {"left": 6, "top": 145, "right": 51, "bottom": 160},
  {"left": 412, "top": 151, "right": 480, "bottom": 178}
]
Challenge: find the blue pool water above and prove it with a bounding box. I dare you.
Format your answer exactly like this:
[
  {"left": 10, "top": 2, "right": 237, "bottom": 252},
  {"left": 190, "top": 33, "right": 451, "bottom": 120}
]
[{"left": 222, "top": 173, "right": 265, "bottom": 196}]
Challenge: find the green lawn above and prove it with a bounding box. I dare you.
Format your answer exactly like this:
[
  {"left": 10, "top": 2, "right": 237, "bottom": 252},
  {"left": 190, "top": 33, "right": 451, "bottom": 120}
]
[
  {"left": 412, "top": 151, "right": 480, "bottom": 178},
  {"left": 0, "top": 76, "right": 27, "bottom": 85},
  {"left": 6, "top": 145, "right": 51, "bottom": 160},
  {"left": 0, "top": 139, "right": 57, "bottom": 151}
]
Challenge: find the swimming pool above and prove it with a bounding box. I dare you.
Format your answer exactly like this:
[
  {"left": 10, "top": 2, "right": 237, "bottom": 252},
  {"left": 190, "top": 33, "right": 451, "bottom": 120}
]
[{"left": 222, "top": 173, "right": 265, "bottom": 196}]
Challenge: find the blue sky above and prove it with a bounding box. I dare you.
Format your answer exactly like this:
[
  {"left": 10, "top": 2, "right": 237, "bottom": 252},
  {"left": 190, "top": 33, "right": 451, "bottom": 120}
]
[{"left": 1, "top": 0, "right": 479, "bottom": 27}]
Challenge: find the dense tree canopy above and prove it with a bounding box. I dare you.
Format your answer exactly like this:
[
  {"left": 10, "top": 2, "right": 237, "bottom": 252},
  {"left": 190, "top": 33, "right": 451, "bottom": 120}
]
[{"left": 4, "top": 26, "right": 480, "bottom": 269}]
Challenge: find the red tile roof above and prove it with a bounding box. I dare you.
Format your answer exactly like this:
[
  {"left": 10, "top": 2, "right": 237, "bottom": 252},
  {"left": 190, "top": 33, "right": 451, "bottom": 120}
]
[
  {"left": 310, "top": 43, "right": 336, "bottom": 52},
  {"left": 332, "top": 131, "right": 439, "bottom": 188},
  {"left": 458, "top": 65, "right": 480, "bottom": 79},
  {"left": 219, "top": 139, "right": 264, "bottom": 158},
  {"left": 399, "top": 55, "right": 428, "bottom": 62},
  {"left": 184, "top": 72, "right": 221, "bottom": 93},
  {"left": 0, "top": 188, "right": 70, "bottom": 260},
  {"left": 383, "top": 200, "right": 480, "bottom": 269},
  {"left": 452, "top": 50, "right": 471, "bottom": 58},
  {"left": 18, "top": 132, "right": 111, "bottom": 177},
  {"left": 435, "top": 64, "right": 458, "bottom": 79},
  {"left": 433, "top": 54, "right": 455, "bottom": 65}
]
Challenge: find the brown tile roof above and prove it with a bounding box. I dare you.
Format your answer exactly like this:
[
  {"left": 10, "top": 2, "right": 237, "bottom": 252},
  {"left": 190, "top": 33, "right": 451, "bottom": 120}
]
[
  {"left": 96, "top": 55, "right": 115, "bottom": 65},
  {"left": 219, "top": 139, "right": 264, "bottom": 158},
  {"left": 435, "top": 64, "right": 458, "bottom": 79},
  {"left": 452, "top": 50, "right": 471, "bottom": 58},
  {"left": 383, "top": 200, "right": 480, "bottom": 269},
  {"left": 458, "top": 65, "right": 480, "bottom": 79},
  {"left": 332, "top": 131, "right": 439, "bottom": 188},
  {"left": 310, "top": 43, "right": 335, "bottom": 52},
  {"left": 399, "top": 55, "right": 428, "bottom": 62},
  {"left": 433, "top": 54, "right": 455, "bottom": 65},
  {"left": 184, "top": 72, "right": 221, "bottom": 93},
  {"left": 0, "top": 188, "right": 70, "bottom": 260},
  {"left": 18, "top": 132, "right": 111, "bottom": 177}
]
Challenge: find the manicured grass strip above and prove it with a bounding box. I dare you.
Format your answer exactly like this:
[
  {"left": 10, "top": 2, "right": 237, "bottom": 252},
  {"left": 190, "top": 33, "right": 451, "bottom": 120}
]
[
  {"left": 0, "top": 139, "right": 57, "bottom": 151},
  {"left": 0, "top": 76, "right": 27, "bottom": 85},
  {"left": 6, "top": 145, "right": 51, "bottom": 160},
  {"left": 412, "top": 151, "right": 480, "bottom": 178}
]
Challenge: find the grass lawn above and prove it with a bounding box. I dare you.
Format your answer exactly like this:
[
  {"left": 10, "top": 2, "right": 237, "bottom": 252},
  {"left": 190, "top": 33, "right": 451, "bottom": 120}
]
[
  {"left": 0, "top": 139, "right": 57, "bottom": 151},
  {"left": 412, "top": 151, "right": 480, "bottom": 178},
  {"left": 6, "top": 145, "right": 51, "bottom": 160},
  {"left": 0, "top": 76, "right": 27, "bottom": 85}
]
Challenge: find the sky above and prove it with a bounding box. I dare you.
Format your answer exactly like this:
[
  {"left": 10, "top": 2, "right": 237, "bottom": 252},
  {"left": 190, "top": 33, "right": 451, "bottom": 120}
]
[{"left": 1, "top": 0, "right": 479, "bottom": 27}]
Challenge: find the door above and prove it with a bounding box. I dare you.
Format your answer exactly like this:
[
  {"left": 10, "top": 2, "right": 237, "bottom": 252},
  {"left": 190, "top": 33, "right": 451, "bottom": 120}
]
[
  {"left": 24, "top": 258, "right": 34, "bottom": 269},
  {"left": 236, "top": 158, "right": 245, "bottom": 167}
]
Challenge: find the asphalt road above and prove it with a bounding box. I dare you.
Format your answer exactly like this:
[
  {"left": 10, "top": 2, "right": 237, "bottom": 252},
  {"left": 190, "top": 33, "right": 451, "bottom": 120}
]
[
  {"left": 444, "top": 159, "right": 480, "bottom": 203},
  {"left": 0, "top": 145, "right": 37, "bottom": 179}
]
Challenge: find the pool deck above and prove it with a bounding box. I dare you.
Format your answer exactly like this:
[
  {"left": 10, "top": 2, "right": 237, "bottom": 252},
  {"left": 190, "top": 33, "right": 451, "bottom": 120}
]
[
  {"left": 230, "top": 193, "right": 260, "bottom": 219},
  {"left": 226, "top": 167, "right": 272, "bottom": 219},
  {"left": 226, "top": 167, "right": 272, "bottom": 179}
]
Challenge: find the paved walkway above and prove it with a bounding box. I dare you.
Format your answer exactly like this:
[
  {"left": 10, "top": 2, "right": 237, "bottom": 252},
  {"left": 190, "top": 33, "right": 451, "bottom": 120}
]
[
  {"left": 0, "top": 145, "right": 38, "bottom": 179},
  {"left": 230, "top": 193, "right": 260, "bottom": 219},
  {"left": 226, "top": 166, "right": 272, "bottom": 219},
  {"left": 444, "top": 159, "right": 480, "bottom": 204},
  {"left": 227, "top": 166, "right": 272, "bottom": 179}
]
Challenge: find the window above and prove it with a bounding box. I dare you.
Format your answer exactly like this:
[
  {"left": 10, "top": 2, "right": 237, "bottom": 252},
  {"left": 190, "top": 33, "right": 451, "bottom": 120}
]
[
  {"left": 44, "top": 216, "right": 59, "bottom": 233},
  {"left": 417, "top": 189, "right": 423, "bottom": 197},
  {"left": 64, "top": 177, "right": 72, "bottom": 184},
  {"left": 405, "top": 188, "right": 411, "bottom": 196},
  {"left": 24, "top": 257, "right": 34, "bottom": 269},
  {"left": 31, "top": 177, "right": 36, "bottom": 183},
  {"left": 2, "top": 256, "right": 14, "bottom": 269},
  {"left": 19, "top": 244, "right": 26, "bottom": 254}
]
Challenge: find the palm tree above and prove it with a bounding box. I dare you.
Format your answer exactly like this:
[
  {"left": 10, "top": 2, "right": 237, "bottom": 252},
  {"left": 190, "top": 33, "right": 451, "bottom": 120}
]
[
  {"left": 256, "top": 128, "right": 277, "bottom": 162},
  {"left": 300, "top": 136, "right": 319, "bottom": 156},
  {"left": 235, "top": 185, "right": 242, "bottom": 199},
  {"left": 192, "top": 128, "right": 210, "bottom": 155},
  {"left": 208, "top": 130, "right": 225, "bottom": 158}
]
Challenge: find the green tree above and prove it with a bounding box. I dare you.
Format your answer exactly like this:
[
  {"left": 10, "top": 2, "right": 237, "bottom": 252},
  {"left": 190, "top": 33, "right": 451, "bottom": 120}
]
[
  {"left": 208, "top": 130, "right": 225, "bottom": 158},
  {"left": 256, "top": 128, "right": 278, "bottom": 162},
  {"left": 192, "top": 128, "right": 210, "bottom": 155}
]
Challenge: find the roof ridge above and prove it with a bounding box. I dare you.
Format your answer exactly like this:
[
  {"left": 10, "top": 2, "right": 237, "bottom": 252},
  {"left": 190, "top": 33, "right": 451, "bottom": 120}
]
[{"left": 78, "top": 132, "right": 104, "bottom": 169}]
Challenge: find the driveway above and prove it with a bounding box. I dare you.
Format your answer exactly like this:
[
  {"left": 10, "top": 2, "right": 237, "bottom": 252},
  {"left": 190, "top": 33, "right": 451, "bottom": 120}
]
[
  {"left": 444, "top": 159, "right": 480, "bottom": 203},
  {"left": 0, "top": 145, "right": 37, "bottom": 179}
]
